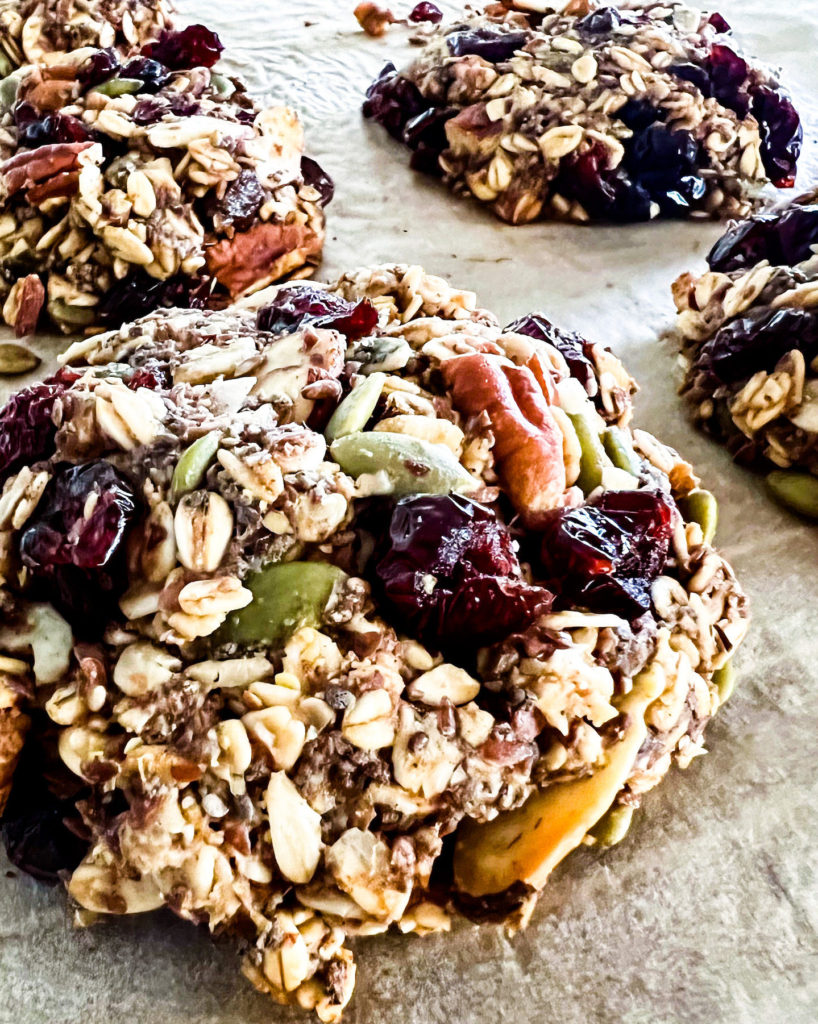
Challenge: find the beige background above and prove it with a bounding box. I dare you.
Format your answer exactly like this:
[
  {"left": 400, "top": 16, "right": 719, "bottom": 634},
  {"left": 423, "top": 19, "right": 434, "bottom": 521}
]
[{"left": 2, "top": 1, "right": 818, "bottom": 1021}]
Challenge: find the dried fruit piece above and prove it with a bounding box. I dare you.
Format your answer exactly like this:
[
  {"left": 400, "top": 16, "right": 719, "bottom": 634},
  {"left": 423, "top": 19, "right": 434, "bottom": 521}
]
[
  {"left": 257, "top": 285, "right": 378, "bottom": 342},
  {"left": 330, "top": 431, "right": 476, "bottom": 496},
  {"left": 0, "top": 367, "right": 79, "bottom": 482},
  {"left": 142, "top": 25, "right": 224, "bottom": 69}
]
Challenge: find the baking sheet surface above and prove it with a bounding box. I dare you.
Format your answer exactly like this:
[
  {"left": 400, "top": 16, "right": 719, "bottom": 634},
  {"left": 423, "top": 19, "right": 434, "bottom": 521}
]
[{"left": 1, "top": 1, "right": 818, "bottom": 1021}]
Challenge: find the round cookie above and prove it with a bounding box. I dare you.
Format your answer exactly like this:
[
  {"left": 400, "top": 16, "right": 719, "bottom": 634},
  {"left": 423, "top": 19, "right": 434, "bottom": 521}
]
[
  {"left": 363, "top": 1, "right": 802, "bottom": 223},
  {"left": 0, "top": 265, "right": 748, "bottom": 1019}
]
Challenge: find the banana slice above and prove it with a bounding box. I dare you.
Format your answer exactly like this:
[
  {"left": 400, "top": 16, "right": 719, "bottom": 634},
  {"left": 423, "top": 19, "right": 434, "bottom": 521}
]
[{"left": 453, "top": 660, "right": 666, "bottom": 897}]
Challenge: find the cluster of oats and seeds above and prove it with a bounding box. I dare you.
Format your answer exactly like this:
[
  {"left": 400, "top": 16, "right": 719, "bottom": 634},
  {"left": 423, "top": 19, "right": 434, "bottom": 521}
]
[
  {"left": 0, "top": 264, "right": 748, "bottom": 1019},
  {"left": 364, "top": 0, "right": 802, "bottom": 223},
  {"left": 673, "top": 188, "right": 818, "bottom": 514},
  {"left": 0, "top": 0, "right": 174, "bottom": 74},
  {"left": 0, "top": 19, "right": 331, "bottom": 337}
]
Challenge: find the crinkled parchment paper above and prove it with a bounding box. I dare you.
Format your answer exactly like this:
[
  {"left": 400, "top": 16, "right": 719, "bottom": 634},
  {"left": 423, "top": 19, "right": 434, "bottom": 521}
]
[{"left": 1, "top": 2, "right": 818, "bottom": 1022}]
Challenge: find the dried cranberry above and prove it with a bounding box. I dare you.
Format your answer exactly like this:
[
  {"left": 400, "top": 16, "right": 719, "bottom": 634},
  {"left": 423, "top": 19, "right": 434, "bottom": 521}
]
[
  {"left": 751, "top": 86, "right": 802, "bottom": 186},
  {"left": 693, "top": 307, "right": 818, "bottom": 386},
  {"left": 576, "top": 6, "right": 632, "bottom": 35},
  {"left": 505, "top": 312, "right": 598, "bottom": 396},
  {"left": 204, "top": 168, "right": 264, "bottom": 232},
  {"left": 142, "top": 24, "right": 223, "bottom": 70},
  {"left": 623, "top": 122, "right": 706, "bottom": 216},
  {"left": 256, "top": 285, "right": 378, "bottom": 342},
  {"left": 707, "top": 202, "right": 818, "bottom": 272},
  {"left": 375, "top": 495, "right": 552, "bottom": 648},
  {"left": 446, "top": 28, "right": 528, "bottom": 62},
  {"left": 403, "top": 106, "right": 456, "bottom": 176},
  {"left": 708, "top": 12, "right": 732, "bottom": 33},
  {"left": 536, "top": 490, "right": 674, "bottom": 618},
  {"left": 409, "top": 2, "right": 443, "bottom": 23},
  {"left": 95, "top": 270, "right": 213, "bottom": 327},
  {"left": 77, "top": 47, "right": 121, "bottom": 87},
  {"left": 120, "top": 56, "right": 170, "bottom": 93},
  {"left": 300, "top": 156, "right": 335, "bottom": 206},
  {"left": 557, "top": 139, "right": 653, "bottom": 222},
  {"left": 14, "top": 101, "right": 91, "bottom": 148},
  {"left": 363, "top": 62, "right": 428, "bottom": 140},
  {"left": 126, "top": 363, "right": 170, "bottom": 390},
  {"left": 20, "top": 461, "right": 138, "bottom": 627},
  {"left": 0, "top": 368, "right": 79, "bottom": 482}
]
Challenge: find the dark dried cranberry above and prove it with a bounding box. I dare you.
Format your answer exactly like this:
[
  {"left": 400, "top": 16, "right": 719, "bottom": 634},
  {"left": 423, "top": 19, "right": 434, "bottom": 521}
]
[
  {"left": 120, "top": 56, "right": 170, "bottom": 93},
  {"left": 14, "top": 102, "right": 91, "bottom": 148},
  {"left": 300, "top": 156, "right": 335, "bottom": 206},
  {"left": 669, "top": 60, "right": 712, "bottom": 95},
  {"left": 409, "top": 1, "right": 443, "bottom": 23},
  {"left": 95, "top": 270, "right": 213, "bottom": 327},
  {"left": 363, "top": 62, "right": 428, "bottom": 140},
  {"left": 708, "top": 12, "right": 732, "bottom": 33},
  {"left": 375, "top": 495, "right": 552, "bottom": 648},
  {"left": 505, "top": 312, "right": 598, "bottom": 395},
  {"left": 256, "top": 285, "right": 378, "bottom": 342},
  {"left": 707, "top": 43, "right": 751, "bottom": 117},
  {"left": 577, "top": 6, "right": 624, "bottom": 34},
  {"left": 0, "top": 368, "right": 79, "bottom": 482},
  {"left": 132, "top": 91, "right": 200, "bottom": 124},
  {"left": 77, "top": 47, "right": 121, "bottom": 87},
  {"left": 403, "top": 106, "right": 456, "bottom": 176},
  {"left": 693, "top": 306, "right": 818, "bottom": 386},
  {"left": 446, "top": 27, "right": 528, "bottom": 62},
  {"left": 624, "top": 122, "right": 706, "bottom": 216},
  {"left": 536, "top": 490, "right": 674, "bottom": 618},
  {"left": 617, "top": 98, "right": 667, "bottom": 131},
  {"left": 204, "top": 168, "right": 264, "bottom": 232},
  {"left": 142, "top": 24, "right": 223, "bottom": 70},
  {"left": 20, "top": 461, "right": 138, "bottom": 627},
  {"left": 707, "top": 202, "right": 818, "bottom": 272},
  {"left": 751, "top": 86, "right": 802, "bottom": 186},
  {"left": 557, "top": 139, "right": 653, "bottom": 222}
]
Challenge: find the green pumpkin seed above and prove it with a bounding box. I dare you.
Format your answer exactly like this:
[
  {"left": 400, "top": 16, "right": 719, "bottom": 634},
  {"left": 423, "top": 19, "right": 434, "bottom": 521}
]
[
  {"left": 220, "top": 561, "right": 347, "bottom": 646},
  {"left": 210, "top": 73, "right": 235, "bottom": 97},
  {"left": 325, "top": 372, "right": 386, "bottom": 443},
  {"left": 330, "top": 431, "right": 477, "bottom": 496},
  {"left": 0, "top": 343, "right": 40, "bottom": 376},
  {"left": 47, "top": 298, "right": 96, "bottom": 327},
  {"left": 348, "top": 336, "right": 412, "bottom": 375},
  {"left": 679, "top": 488, "right": 719, "bottom": 544},
  {"left": 766, "top": 470, "right": 818, "bottom": 520},
  {"left": 171, "top": 432, "right": 221, "bottom": 502},
  {"left": 712, "top": 659, "right": 735, "bottom": 706},
  {"left": 0, "top": 69, "right": 25, "bottom": 109},
  {"left": 569, "top": 410, "right": 608, "bottom": 494},
  {"left": 602, "top": 427, "right": 641, "bottom": 475},
  {"left": 588, "top": 803, "right": 634, "bottom": 848},
  {"left": 91, "top": 77, "right": 144, "bottom": 97}
]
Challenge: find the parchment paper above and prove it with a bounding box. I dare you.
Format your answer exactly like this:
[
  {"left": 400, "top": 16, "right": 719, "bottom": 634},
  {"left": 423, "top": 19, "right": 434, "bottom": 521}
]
[{"left": 2, "top": 2, "right": 818, "bottom": 1022}]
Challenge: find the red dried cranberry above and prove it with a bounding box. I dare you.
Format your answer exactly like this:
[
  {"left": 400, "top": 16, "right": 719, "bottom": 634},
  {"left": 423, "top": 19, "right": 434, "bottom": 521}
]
[
  {"left": 77, "top": 47, "right": 121, "bottom": 87},
  {"left": 300, "top": 156, "right": 335, "bottom": 206},
  {"left": 536, "top": 490, "right": 674, "bottom": 619},
  {"left": 0, "top": 368, "right": 80, "bottom": 482},
  {"left": 363, "top": 62, "right": 428, "bottom": 140},
  {"left": 204, "top": 168, "right": 264, "bottom": 232},
  {"left": 708, "top": 12, "right": 732, "bottom": 33},
  {"left": 505, "top": 312, "right": 598, "bottom": 396},
  {"left": 375, "top": 495, "right": 552, "bottom": 647},
  {"left": 446, "top": 27, "right": 528, "bottom": 62},
  {"left": 19, "top": 461, "right": 138, "bottom": 627},
  {"left": 751, "top": 86, "right": 802, "bottom": 186},
  {"left": 708, "top": 202, "right": 818, "bottom": 272},
  {"left": 256, "top": 285, "right": 378, "bottom": 342},
  {"left": 126, "top": 363, "right": 170, "bottom": 390},
  {"left": 409, "top": 2, "right": 443, "bottom": 24},
  {"left": 142, "top": 24, "right": 223, "bottom": 70},
  {"left": 14, "top": 102, "right": 91, "bottom": 148},
  {"left": 120, "top": 56, "right": 170, "bottom": 93}
]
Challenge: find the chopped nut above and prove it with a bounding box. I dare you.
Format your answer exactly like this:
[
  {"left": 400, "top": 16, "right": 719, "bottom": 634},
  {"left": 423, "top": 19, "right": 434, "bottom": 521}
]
[{"left": 265, "top": 772, "right": 323, "bottom": 884}]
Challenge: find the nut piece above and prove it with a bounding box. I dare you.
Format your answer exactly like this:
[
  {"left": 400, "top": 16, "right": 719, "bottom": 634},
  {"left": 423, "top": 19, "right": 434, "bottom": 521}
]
[
  {"left": 341, "top": 689, "right": 395, "bottom": 750},
  {"left": 0, "top": 676, "right": 29, "bottom": 816},
  {"left": 406, "top": 664, "right": 480, "bottom": 706},
  {"left": 113, "top": 642, "right": 181, "bottom": 697},
  {"left": 174, "top": 491, "right": 234, "bottom": 572},
  {"left": 265, "top": 772, "right": 323, "bottom": 884},
  {"left": 243, "top": 705, "right": 307, "bottom": 770},
  {"left": 354, "top": 1, "right": 394, "bottom": 36},
  {"left": 178, "top": 576, "right": 253, "bottom": 617},
  {"left": 0, "top": 467, "right": 50, "bottom": 530}
]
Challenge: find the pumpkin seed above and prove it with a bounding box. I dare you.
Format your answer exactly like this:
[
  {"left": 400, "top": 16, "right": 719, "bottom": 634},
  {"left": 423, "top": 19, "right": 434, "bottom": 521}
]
[
  {"left": 766, "top": 470, "right": 818, "bottom": 520},
  {"left": 330, "top": 431, "right": 477, "bottom": 496},
  {"left": 171, "top": 432, "right": 221, "bottom": 502},
  {"left": 713, "top": 659, "right": 735, "bottom": 705},
  {"left": 602, "top": 427, "right": 641, "bottom": 475},
  {"left": 220, "top": 561, "right": 347, "bottom": 646},
  {"left": 347, "top": 335, "right": 412, "bottom": 375},
  {"left": 679, "top": 488, "right": 718, "bottom": 543},
  {"left": 91, "top": 77, "right": 144, "bottom": 97},
  {"left": 47, "top": 298, "right": 96, "bottom": 327},
  {"left": 588, "top": 803, "right": 634, "bottom": 848},
  {"left": 0, "top": 342, "right": 40, "bottom": 376},
  {"left": 325, "top": 372, "right": 386, "bottom": 443},
  {"left": 569, "top": 411, "right": 608, "bottom": 494},
  {"left": 209, "top": 73, "right": 235, "bottom": 98}
]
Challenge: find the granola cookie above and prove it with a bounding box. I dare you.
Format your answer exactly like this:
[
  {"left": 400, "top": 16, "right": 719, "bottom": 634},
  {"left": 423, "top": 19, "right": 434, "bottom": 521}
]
[
  {"left": 673, "top": 188, "right": 818, "bottom": 517},
  {"left": 0, "top": 0, "right": 174, "bottom": 73},
  {"left": 0, "top": 28, "right": 332, "bottom": 335},
  {"left": 0, "top": 265, "right": 748, "bottom": 1019},
  {"left": 363, "top": 0, "right": 801, "bottom": 224}
]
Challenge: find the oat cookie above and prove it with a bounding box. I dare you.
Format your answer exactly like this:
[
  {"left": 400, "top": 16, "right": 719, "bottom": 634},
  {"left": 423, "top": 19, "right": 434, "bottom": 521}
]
[
  {"left": 0, "top": 27, "right": 332, "bottom": 335},
  {"left": 363, "top": 0, "right": 801, "bottom": 224},
  {"left": 0, "top": 0, "right": 174, "bottom": 74},
  {"left": 673, "top": 189, "right": 818, "bottom": 517},
  {"left": 0, "top": 265, "right": 748, "bottom": 1019}
]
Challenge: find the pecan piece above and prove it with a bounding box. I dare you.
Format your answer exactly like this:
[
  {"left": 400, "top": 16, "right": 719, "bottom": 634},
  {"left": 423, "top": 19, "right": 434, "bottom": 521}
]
[
  {"left": 5, "top": 274, "right": 45, "bottom": 337},
  {"left": 0, "top": 676, "right": 29, "bottom": 817},
  {"left": 205, "top": 221, "right": 324, "bottom": 298},
  {"left": 1, "top": 141, "right": 93, "bottom": 198}
]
